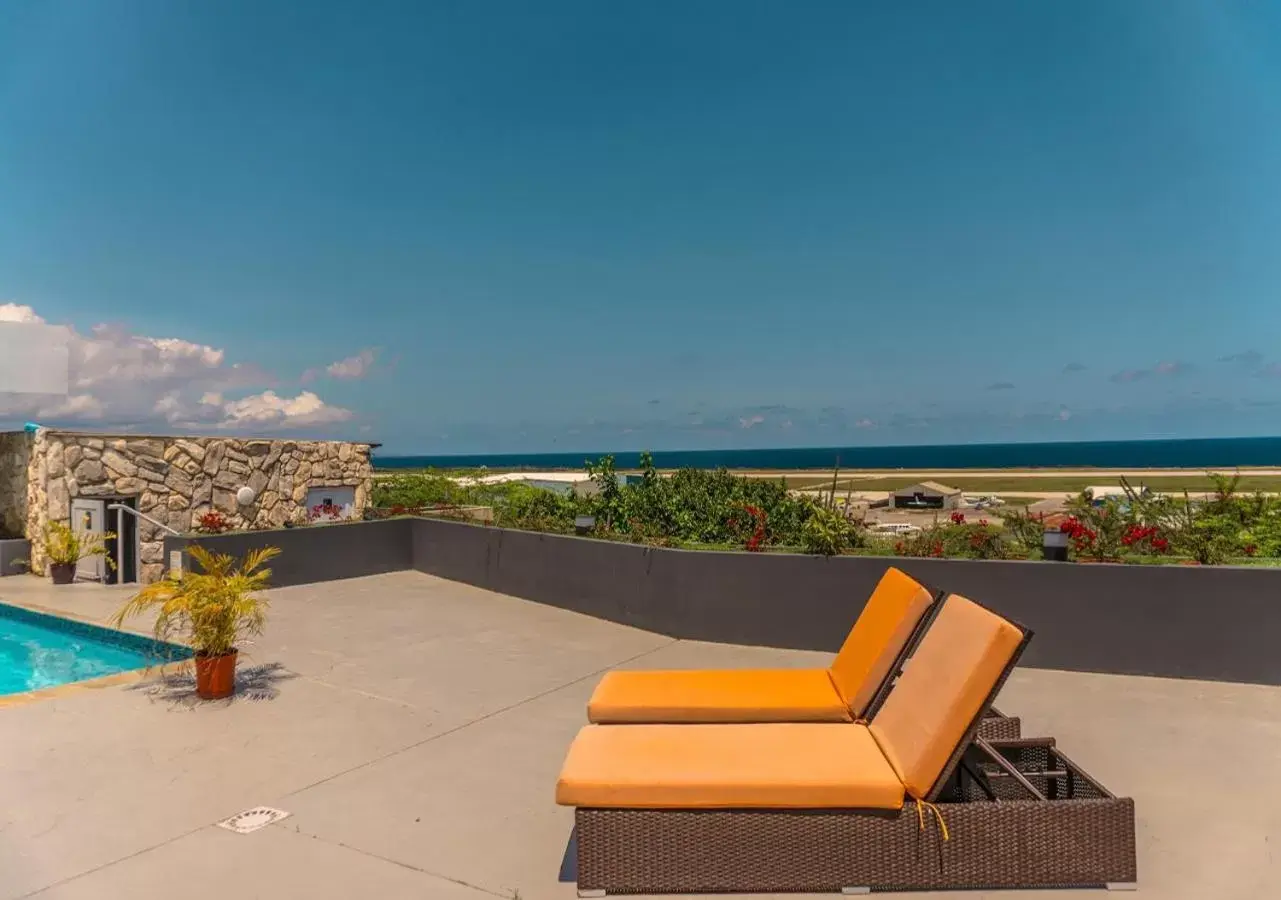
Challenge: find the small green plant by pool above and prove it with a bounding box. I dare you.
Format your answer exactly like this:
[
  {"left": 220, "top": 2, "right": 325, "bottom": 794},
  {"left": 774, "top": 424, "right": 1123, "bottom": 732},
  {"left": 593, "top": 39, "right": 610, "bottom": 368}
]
[{"left": 113, "top": 544, "right": 279, "bottom": 700}]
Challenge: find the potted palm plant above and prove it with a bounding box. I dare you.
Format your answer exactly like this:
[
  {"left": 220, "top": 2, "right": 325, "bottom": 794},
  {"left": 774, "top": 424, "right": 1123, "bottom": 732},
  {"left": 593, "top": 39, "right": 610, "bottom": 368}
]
[
  {"left": 43, "top": 520, "right": 114, "bottom": 584},
  {"left": 112, "top": 545, "right": 280, "bottom": 700}
]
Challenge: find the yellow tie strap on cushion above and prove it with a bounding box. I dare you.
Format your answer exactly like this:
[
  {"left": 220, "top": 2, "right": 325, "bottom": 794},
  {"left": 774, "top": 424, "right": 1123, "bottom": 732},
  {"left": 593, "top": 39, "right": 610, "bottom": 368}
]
[{"left": 915, "top": 798, "right": 950, "bottom": 842}]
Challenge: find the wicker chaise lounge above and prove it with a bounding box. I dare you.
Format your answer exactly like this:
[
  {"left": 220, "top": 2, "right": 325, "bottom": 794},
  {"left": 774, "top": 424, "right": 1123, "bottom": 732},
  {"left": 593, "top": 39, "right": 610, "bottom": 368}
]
[
  {"left": 587, "top": 566, "right": 1021, "bottom": 741},
  {"left": 557, "top": 594, "right": 1137, "bottom": 895}
]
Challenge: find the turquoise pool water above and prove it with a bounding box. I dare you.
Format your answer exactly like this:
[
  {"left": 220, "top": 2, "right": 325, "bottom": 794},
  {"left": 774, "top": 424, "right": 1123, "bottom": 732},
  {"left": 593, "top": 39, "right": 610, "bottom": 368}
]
[{"left": 0, "top": 603, "right": 192, "bottom": 696}]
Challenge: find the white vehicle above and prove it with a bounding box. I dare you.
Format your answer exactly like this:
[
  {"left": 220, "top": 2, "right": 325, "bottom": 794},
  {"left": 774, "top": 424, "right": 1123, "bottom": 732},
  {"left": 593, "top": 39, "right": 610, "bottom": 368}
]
[{"left": 870, "top": 522, "right": 923, "bottom": 536}]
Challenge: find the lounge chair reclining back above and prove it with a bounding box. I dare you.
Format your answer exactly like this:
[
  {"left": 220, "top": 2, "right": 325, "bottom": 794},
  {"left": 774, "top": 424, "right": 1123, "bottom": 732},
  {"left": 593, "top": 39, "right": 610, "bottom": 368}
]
[
  {"left": 869, "top": 593, "right": 1026, "bottom": 799},
  {"left": 828, "top": 566, "right": 935, "bottom": 718}
]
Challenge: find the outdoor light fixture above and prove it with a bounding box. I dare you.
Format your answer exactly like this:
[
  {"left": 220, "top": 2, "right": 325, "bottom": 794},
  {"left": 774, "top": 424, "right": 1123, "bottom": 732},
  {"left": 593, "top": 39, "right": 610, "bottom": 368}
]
[
  {"left": 236, "top": 486, "right": 256, "bottom": 506},
  {"left": 574, "top": 515, "right": 596, "bottom": 536},
  {"left": 1042, "top": 527, "right": 1069, "bottom": 562}
]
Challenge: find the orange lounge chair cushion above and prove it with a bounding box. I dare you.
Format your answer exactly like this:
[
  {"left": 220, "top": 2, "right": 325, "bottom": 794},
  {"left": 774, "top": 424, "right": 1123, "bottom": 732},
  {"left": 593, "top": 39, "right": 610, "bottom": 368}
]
[
  {"left": 583, "top": 566, "right": 934, "bottom": 725},
  {"left": 587, "top": 668, "right": 851, "bottom": 724},
  {"left": 870, "top": 594, "right": 1024, "bottom": 799},
  {"left": 556, "top": 722, "right": 905, "bottom": 810},
  {"left": 828, "top": 567, "right": 936, "bottom": 717}
]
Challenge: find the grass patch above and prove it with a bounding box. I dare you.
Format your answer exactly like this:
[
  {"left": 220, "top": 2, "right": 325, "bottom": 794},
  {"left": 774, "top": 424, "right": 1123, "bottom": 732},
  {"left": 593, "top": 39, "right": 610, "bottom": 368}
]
[{"left": 808, "top": 475, "right": 1281, "bottom": 494}]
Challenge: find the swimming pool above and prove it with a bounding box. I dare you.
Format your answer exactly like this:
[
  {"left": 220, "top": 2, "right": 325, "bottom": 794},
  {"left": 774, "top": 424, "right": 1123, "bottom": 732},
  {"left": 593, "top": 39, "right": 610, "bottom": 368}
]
[{"left": 0, "top": 602, "right": 192, "bottom": 696}]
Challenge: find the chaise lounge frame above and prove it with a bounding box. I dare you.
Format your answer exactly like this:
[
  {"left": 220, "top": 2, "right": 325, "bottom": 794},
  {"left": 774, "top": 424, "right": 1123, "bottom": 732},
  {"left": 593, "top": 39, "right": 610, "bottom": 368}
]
[{"left": 569, "top": 623, "right": 1137, "bottom": 895}]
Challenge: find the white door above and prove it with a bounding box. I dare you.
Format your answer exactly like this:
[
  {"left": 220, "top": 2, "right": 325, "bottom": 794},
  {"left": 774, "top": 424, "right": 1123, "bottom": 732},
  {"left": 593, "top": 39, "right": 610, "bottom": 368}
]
[{"left": 69, "top": 499, "right": 106, "bottom": 582}]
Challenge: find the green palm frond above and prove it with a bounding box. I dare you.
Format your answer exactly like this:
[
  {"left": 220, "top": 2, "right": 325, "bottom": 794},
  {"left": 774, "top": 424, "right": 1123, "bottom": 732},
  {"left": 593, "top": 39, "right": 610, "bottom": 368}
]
[
  {"left": 43, "top": 520, "right": 116, "bottom": 568},
  {"left": 112, "top": 543, "right": 280, "bottom": 656}
]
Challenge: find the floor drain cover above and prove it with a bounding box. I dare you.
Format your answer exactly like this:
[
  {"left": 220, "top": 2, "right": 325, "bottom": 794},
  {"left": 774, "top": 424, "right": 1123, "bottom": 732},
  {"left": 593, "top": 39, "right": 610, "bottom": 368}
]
[{"left": 217, "top": 806, "right": 291, "bottom": 834}]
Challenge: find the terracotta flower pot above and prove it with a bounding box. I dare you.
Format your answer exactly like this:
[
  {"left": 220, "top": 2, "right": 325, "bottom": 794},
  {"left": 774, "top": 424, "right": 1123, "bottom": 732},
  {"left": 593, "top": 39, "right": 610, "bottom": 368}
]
[
  {"left": 194, "top": 649, "right": 238, "bottom": 700},
  {"left": 49, "top": 562, "right": 76, "bottom": 585}
]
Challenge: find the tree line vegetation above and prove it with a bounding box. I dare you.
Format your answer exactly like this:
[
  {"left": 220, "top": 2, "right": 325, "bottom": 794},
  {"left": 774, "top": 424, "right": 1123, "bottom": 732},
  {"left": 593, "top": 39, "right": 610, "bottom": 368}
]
[{"left": 372, "top": 458, "right": 1281, "bottom": 566}]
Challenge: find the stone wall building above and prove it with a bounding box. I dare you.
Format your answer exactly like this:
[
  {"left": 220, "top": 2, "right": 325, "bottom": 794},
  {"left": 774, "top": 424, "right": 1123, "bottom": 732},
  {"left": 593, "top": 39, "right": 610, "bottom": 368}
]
[{"left": 0, "top": 428, "right": 375, "bottom": 583}]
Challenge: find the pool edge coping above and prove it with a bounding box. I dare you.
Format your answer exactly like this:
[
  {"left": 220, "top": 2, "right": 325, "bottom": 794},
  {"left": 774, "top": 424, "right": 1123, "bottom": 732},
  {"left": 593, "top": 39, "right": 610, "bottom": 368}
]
[
  {"left": 0, "top": 658, "right": 195, "bottom": 709},
  {"left": 0, "top": 597, "right": 196, "bottom": 708}
]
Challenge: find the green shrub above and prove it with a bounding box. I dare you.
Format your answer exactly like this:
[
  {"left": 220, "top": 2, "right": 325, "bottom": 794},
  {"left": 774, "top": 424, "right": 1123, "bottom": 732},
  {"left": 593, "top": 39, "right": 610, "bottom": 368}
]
[
  {"left": 372, "top": 471, "right": 468, "bottom": 508},
  {"left": 800, "top": 504, "right": 858, "bottom": 556},
  {"left": 997, "top": 507, "right": 1049, "bottom": 557},
  {"left": 577, "top": 452, "right": 814, "bottom": 549},
  {"left": 1061, "top": 494, "right": 1131, "bottom": 561},
  {"left": 889, "top": 516, "right": 1013, "bottom": 561},
  {"left": 371, "top": 461, "right": 1281, "bottom": 567},
  {"left": 493, "top": 483, "right": 577, "bottom": 533}
]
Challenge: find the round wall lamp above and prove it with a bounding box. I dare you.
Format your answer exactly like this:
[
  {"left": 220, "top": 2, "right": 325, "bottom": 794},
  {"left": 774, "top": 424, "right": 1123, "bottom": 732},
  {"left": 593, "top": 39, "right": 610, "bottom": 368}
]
[{"left": 236, "top": 486, "right": 256, "bottom": 506}]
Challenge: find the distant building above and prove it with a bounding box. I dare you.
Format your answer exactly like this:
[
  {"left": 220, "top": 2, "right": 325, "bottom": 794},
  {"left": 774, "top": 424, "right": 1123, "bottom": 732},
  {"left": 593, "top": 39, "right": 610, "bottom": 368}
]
[
  {"left": 1084, "top": 485, "right": 1141, "bottom": 507},
  {"left": 889, "top": 481, "right": 962, "bottom": 510}
]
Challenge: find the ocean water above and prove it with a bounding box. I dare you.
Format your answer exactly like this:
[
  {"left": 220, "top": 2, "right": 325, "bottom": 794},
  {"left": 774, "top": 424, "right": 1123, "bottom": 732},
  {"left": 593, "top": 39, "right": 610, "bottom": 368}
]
[{"left": 375, "top": 437, "right": 1281, "bottom": 471}]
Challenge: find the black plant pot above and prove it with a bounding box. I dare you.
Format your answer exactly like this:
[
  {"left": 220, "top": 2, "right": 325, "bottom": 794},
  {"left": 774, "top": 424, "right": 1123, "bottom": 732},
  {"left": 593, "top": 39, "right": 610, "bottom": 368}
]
[{"left": 49, "top": 562, "right": 76, "bottom": 585}]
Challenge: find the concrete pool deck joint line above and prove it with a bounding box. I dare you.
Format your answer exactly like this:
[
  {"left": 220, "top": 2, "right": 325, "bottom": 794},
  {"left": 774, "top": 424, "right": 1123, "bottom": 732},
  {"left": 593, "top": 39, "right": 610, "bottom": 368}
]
[{"left": 216, "top": 806, "right": 291, "bottom": 834}]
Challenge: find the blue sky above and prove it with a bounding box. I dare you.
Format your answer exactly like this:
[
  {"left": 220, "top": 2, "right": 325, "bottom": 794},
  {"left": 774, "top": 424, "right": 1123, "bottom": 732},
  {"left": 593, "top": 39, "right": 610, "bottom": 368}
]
[{"left": 3, "top": 0, "right": 1281, "bottom": 454}]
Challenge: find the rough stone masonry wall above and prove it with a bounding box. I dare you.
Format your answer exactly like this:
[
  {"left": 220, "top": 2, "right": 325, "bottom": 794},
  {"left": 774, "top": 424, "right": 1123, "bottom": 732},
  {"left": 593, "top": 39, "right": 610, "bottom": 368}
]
[
  {"left": 0, "top": 431, "right": 33, "bottom": 538},
  {"left": 27, "top": 431, "right": 373, "bottom": 583}
]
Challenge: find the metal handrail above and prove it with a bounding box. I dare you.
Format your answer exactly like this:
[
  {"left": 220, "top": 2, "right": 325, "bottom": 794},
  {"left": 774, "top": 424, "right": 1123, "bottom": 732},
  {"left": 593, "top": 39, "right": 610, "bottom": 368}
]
[
  {"left": 107, "top": 503, "right": 179, "bottom": 583},
  {"left": 106, "top": 503, "right": 179, "bottom": 536}
]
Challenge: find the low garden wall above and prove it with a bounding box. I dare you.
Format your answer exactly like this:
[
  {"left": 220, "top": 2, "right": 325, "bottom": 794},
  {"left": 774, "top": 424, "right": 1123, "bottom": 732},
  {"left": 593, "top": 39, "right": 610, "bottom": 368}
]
[
  {"left": 168, "top": 516, "right": 1281, "bottom": 686},
  {"left": 0, "top": 538, "right": 30, "bottom": 577},
  {"left": 165, "top": 518, "right": 412, "bottom": 588}
]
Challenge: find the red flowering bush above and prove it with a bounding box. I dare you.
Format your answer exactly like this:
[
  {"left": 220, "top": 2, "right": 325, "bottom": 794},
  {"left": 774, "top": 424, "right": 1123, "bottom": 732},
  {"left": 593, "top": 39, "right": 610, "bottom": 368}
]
[
  {"left": 949, "top": 511, "right": 966, "bottom": 525},
  {"left": 742, "top": 505, "right": 767, "bottom": 552},
  {"left": 893, "top": 520, "right": 1010, "bottom": 560},
  {"left": 726, "top": 505, "right": 769, "bottom": 552},
  {"left": 195, "top": 510, "right": 231, "bottom": 534},
  {"left": 1059, "top": 516, "right": 1099, "bottom": 557},
  {"left": 1060, "top": 494, "right": 1133, "bottom": 561},
  {"left": 1120, "top": 524, "right": 1169, "bottom": 555}
]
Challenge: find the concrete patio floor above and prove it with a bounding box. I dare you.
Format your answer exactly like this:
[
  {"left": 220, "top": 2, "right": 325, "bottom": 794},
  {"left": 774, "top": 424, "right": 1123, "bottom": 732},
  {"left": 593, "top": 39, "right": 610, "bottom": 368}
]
[{"left": 1, "top": 571, "right": 1278, "bottom": 900}]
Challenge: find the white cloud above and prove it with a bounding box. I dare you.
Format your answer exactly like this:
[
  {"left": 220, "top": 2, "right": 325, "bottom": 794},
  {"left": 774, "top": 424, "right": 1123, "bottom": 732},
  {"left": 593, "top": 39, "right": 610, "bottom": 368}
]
[
  {"left": 327, "top": 349, "right": 376, "bottom": 379},
  {"left": 303, "top": 348, "right": 377, "bottom": 383},
  {"left": 217, "top": 390, "right": 353, "bottom": 429},
  {"left": 0, "top": 302, "right": 356, "bottom": 433},
  {"left": 0, "top": 302, "right": 45, "bottom": 324},
  {"left": 39, "top": 394, "right": 105, "bottom": 420},
  {"left": 738, "top": 414, "right": 765, "bottom": 429},
  {"left": 855, "top": 418, "right": 877, "bottom": 429},
  {"left": 1, "top": 302, "right": 72, "bottom": 394}
]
